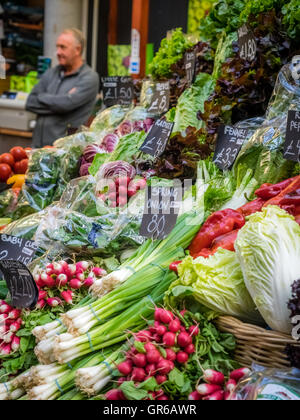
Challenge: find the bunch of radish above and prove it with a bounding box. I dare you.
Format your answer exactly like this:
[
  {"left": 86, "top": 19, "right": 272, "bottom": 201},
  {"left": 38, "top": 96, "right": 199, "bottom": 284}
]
[
  {"left": 105, "top": 307, "right": 199, "bottom": 401},
  {"left": 33, "top": 260, "right": 107, "bottom": 309},
  {"left": 189, "top": 367, "right": 251, "bottom": 401},
  {"left": 0, "top": 300, "right": 22, "bottom": 356},
  {"left": 98, "top": 176, "right": 147, "bottom": 209}
]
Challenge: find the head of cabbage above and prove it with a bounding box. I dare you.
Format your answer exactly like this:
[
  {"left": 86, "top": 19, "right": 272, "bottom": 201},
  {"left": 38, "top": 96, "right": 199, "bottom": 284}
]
[{"left": 235, "top": 206, "right": 300, "bottom": 334}]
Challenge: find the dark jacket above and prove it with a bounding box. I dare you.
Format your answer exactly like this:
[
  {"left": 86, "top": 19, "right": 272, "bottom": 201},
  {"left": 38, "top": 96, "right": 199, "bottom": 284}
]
[{"left": 26, "top": 63, "right": 99, "bottom": 147}]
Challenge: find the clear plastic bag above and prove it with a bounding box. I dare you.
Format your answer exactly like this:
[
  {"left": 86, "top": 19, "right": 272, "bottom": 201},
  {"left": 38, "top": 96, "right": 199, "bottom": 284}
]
[
  {"left": 89, "top": 104, "right": 131, "bottom": 134},
  {"left": 232, "top": 364, "right": 300, "bottom": 400}
]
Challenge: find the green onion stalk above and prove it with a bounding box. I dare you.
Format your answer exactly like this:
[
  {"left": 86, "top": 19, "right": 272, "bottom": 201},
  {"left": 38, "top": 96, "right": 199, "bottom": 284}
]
[
  {"left": 27, "top": 346, "right": 117, "bottom": 400},
  {"left": 53, "top": 271, "right": 177, "bottom": 364}
]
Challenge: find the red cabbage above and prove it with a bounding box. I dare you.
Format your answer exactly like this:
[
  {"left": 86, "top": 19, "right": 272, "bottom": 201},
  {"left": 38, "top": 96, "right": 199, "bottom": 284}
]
[
  {"left": 101, "top": 133, "right": 119, "bottom": 153},
  {"left": 80, "top": 162, "right": 92, "bottom": 177},
  {"left": 83, "top": 144, "right": 106, "bottom": 163},
  {"left": 98, "top": 161, "right": 136, "bottom": 180},
  {"left": 143, "top": 118, "right": 155, "bottom": 132},
  {"left": 117, "top": 120, "right": 133, "bottom": 137}
]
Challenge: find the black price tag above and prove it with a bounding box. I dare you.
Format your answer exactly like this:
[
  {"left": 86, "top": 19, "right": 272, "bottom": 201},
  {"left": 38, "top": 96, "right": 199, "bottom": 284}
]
[
  {"left": 140, "top": 119, "right": 174, "bottom": 158},
  {"left": 147, "top": 82, "right": 170, "bottom": 115},
  {"left": 184, "top": 51, "right": 196, "bottom": 87},
  {"left": 238, "top": 24, "right": 257, "bottom": 62},
  {"left": 102, "top": 76, "right": 134, "bottom": 107},
  {"left": 0, "top": 260, "right": 38, "bottom": 309},
  {"left": 213, "top": 125, "right": 249, "bottom": 170},
  {"left": 139, "top": 185, "right": 182, "bottom": 240},
  {"left": 0, "top": 234, "right": 38, "bottom": 265},
  {"left": 0, "top": 183, "right": 11, "bottom": 193},
  {"left": 284, "top": 110, "right": 300, "bottom": 162}
]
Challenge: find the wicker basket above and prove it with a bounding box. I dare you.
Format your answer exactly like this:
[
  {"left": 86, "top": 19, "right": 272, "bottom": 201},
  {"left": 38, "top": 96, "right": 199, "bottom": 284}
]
[{"left": 215, "top": 316, "right": 300, "bottom": 369}]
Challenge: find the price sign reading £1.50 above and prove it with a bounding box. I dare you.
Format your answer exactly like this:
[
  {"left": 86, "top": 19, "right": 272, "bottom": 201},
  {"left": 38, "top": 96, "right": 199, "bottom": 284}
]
[
  {"left": 140, "top": 119, "right": 174, "bottom": 159},
  {"left": 102, "top": 77, "right": 134, "bottom": 107},
  {"left": 139, "top": 185, "right": 182, "bottom": 241}
]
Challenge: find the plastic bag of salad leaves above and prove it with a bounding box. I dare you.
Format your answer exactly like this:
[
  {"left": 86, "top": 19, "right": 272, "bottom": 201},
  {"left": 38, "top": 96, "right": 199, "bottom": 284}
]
[
  {"left": 89, "top": 104, "right": 131, "bottom": 135},
  {"left": 0, "top": 188, "right": 19, "bottom": 218},
  {"left": 33, "top": 175, "right": 146, "bottom": 258},
  {"left": 231, "top": 364, "right": 300, "bottom": 401}
]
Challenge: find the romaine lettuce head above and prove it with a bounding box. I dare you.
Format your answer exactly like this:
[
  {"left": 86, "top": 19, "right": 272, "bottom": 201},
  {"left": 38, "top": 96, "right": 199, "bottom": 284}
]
[
  {"left": 236, "top": 206, "right": 300, "bottom": 333},
  {"left": 167, "top": 249, "right": 261, "bottom": 324}
]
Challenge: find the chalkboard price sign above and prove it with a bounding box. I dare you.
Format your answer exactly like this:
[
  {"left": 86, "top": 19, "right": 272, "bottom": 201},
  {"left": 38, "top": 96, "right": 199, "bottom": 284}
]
[
  {"left": 102, "top": 76, "right": 134, "bottom": 107},
  {"left": 185, "top": 51, "right": 196, "bottom": 87},
  {"left": 140, "top": 119, "right": 174, "bottom": 158},
  {"left": 284, "top": 110, "right": 300, "bottom": 163},
  {"left": 0, "top": 260, "right": 38, "bottom": 309},
  {"left": 147, "top": 82, "right": 170, "bottom": 116},
  {"left": 238, "top": 24, "right": 257, "bottom": 62},
  {"left": 140, "top": 185, "right": 182, "bottom": 241},
  {"left": 0, "top": 234, "right": 38, "bottom": 265},
  {"left": 213, "top": 125, "right": 249, "bottom": 170}
]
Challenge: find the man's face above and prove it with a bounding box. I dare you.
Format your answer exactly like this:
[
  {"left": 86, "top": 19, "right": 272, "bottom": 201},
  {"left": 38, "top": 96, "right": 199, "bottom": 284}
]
[{"left": 56, "top": 32, "right": 80, "bottom": 68}]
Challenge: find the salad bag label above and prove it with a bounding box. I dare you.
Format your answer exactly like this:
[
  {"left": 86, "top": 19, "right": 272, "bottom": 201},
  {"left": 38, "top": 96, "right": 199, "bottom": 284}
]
[
  {"left": 0, "top": 260, "right": 38, "bottom": 309},
  {"left": 213, "top": 125, "right": 249, "bottom": 170},
  {"left": 140, "top": 185, "right": 182, "bottom": 240},
  {"left": 147, "top": 81, "right": 170, "bottom": 115},
  {"left": 238, "top": 24, "right": 257, "bottom": 62},
  {"left": 184, "top": 51, "right": 196, "bottom": 87},
  {"left": 0, "top": 234, "right": 38, "bottom": 265},
  {"left": 140, "top": 119, "right": 174, "bottom": 158},
  {"left": 102, "top": 76, "right": 134, "bottom": 107},
  {"left": 284, "top": 110, "right": 300, "bottom": 162},
  {"left": 257, "top": 384, "right": 300, "bottom": 401}
]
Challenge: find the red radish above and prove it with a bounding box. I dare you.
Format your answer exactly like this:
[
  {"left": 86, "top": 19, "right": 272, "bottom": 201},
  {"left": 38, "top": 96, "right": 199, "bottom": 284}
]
[
  {"left": 42, "top": 275, "right": 56, "bottom": 288},
  {"left": 66, "top": 264, "right": 77, "bottom": 277},
  {"left": 156, "top": 324, "right": 167, "bottom": 336},
  {"left": 135, "top": 330, "right": 152, "bottom": 343},
  {"left": 117, "top": 361, "right": 133, "bottom": 376},
  {"left": 83, "top": 277, "right": 94, "bottom": 287},
  {"left": 131, "top": 367, "right": 146, "bottom": 382},
  {"left": 188, "top": 325, "right": 199, "bottom": 336},
  {"left": 38, "top": 290, "right": 48, "bottom": 300},
  {"left": 11, "top": 335, "right": 20, "bottom": 351},
  {"left": 8, "top": 309, "right": 21, "bottom": 320},
  {"left": 224, "top": 391, "right": 231, "bottom": 400},
  {"left": 3, "top": 331, "right": 13, "bottom": 343},
  {"left": 105, "top": 389, "right": 125, "bottom": 400},
  {"left": 180, "top": 326, "right": 186, "bottom": 332},
  {"left": 53, "top": 263, "right": 63, "bottom": 275},
  {"left": 59, "top": 261, "right": 69, "bottom": 271},
  {"left": 35, "top": 276, "right": 45, "bottom": 288},
  {"left": 203, "top": 369, "right": 225, "bottom": 386},
  {"left": 197, "top": 384, "right": 222, "bottom": 396},
  {"left": 9, "top": 319, "right": 22, "bottom": 333},
  {"left": 61, "top": 291, "right": 73, "bottom": 305},
  {"left": 135, "top": 178, "right": 147, "bottom": 191},
  {"left": 127, "top": 186, "right": 138, "bottom": 198},
  {"left": 118, "top": 196, "right": 128, "bottom": 208},
  {"left": 156, "top": 359, "right": 172, "bottom": 375},
  {"left": 230, "top": 368, "right": 251, "bottom": 382},
  {"left": 0, "top": 302, "right": 11, "bottom": 314},
  {"left": 118, "top": 185, "right": 128, "bottom": 197},
  {"left": 46, "top": 298, "right": 62, "bottom": 308},
  {"left": 76, "top": 272, "right": 85, "bottom": 282},
  {"left": 156, "top": 374, "right": 167, "bottom": 385},
  {"left": 184, "top": 344, "right": 195, "bottom": 355},
  {"left": 176, "top": 351, "right": 189, "bottom": 364},
  {"left": 169, "top": 318, "right": 181, "bottom": 333},
  {"left": 56, "top": 274, "right": 68, "bottom": 287},
  {"left": 177, "top": 331, "right": 192, "bottom": 348},
  {"left": 146, "top": 349, "right": 161, "bottom": 364},
  {"left": 144, "top": 342, "right": 156, "bottom": 352},
  {"left": 117, "top": 377, "right": 127, "bottom": 386},
  {"left": 159, "top": 310, "right": 174, "bottom": 324},
  {"left": 145, "top": 364, "right": 156, "bottom": 376},
  {"left": 168, "top": 361, "right": 175, "bottom": 371},
  {"left": 188, "top": 391, "right": 202, "bottom": 401},
  {"left": 157, "top": 395, "right": 169, "bottom": 400},
  {"left": 92, "top": 267, "right": 107, "bottom": 277},
  {"left": 225, "top": 379, "right": 237, "bottom": 393},
  {"left": 0, "top": 313, "right": 8, "bottom": 323},
  {"left": 154, "top": 308, "right": 164, "bottom": 321},
  {"left": 165, "top": 348, "right": 176, "bottom": 361},
  {"left": 162, "top": 332, "right": 176, "bottom": 347},
  {"left": 69, "top": 279, "right": 82, "bottom": 290},
  {"left": 46, "top": 263, "right": 54, "bottom": 272},
  {"left": 36, "top": 300, "right": 46, "bottom": 310},
  {"left": 180, "top": 310, "right": 187, "bottom": 317},
  {"left": 203, "top": 390, "right": 224, "bottom": 401},
  {"left": 152, "top": 333, "right": 161, "bottom": 343},
  {"left": 133, "top": 353, "right": 147, "bottom": 368},
  {"left": 76, "top": 261, "right": 90, "bottom": 272},
  {"left": 0, "top": 343, "right": 11, "bottom": 355}
]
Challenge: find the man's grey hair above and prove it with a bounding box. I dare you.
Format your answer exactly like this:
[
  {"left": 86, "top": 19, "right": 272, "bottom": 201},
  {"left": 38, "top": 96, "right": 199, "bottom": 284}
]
[{"left": 62, "top": 28, "right": 86, "bottom": 55}]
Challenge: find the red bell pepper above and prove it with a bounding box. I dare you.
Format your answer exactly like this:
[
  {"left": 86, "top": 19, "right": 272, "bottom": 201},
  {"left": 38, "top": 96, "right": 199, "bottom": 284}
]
[
  {"left": 255, "top": 177, "right": 299, "bottom": 200},
  {"left": 237, "top": 198, "right": 266, "bottom": 217},
  {"left": 193, "top": 229, "right": 240, "bottom": 259},
  {"left": 169, "top": 261, "right": 182, "bottom": 273},
  {"left": 263, "top": 176, "right": 300, "bottom": 208},
  {"left": 188, "top": 209, "right": 245, "bottom": 258}
]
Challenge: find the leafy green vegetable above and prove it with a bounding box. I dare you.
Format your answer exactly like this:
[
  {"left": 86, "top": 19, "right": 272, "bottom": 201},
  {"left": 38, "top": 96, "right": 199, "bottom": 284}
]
[
  {"left": 166, "top": 249, "right": 261, "bottom": 324},
  {"left": 282, "top": 0, "right": 300, "bottom": 39},
  {"left": 236, "top": 206, "right": 300, "bottom": 334}
]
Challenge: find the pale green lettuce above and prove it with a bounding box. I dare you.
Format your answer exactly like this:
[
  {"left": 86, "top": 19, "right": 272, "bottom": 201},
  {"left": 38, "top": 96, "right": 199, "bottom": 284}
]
[{"left": 236, "top": 206, "right": 300, "bottom": 333}]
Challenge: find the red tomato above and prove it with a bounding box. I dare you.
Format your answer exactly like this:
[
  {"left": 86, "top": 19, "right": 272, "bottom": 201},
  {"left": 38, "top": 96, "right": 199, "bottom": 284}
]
[
  {"left": 10, "top": 147, "right": 27, "bottom": 162},
  {"left": 14, "top": 159, "right": 28, "bottom": 174},
  {"left": 0, "top": 153, "right": 15, "bottom": 168},
  {"left": 0, "top": 164, "right": 12, "bottom": 182}
]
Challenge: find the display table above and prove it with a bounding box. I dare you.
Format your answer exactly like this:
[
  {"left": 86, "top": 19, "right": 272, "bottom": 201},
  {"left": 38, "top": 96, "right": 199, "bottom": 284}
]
[{"left": 0, "top": 127, "right": 33, "bottom": 153}]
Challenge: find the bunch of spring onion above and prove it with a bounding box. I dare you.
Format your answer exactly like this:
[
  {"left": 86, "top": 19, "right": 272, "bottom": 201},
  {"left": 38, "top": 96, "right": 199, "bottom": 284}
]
[
  {"left": 75, "top": 343, "right": 129, "bottom": 397},
  {"left": 22, "top": 347, "right": 116, "bottom": 400},
  {"left": 52, "top": 271, "right": 177, "bottom": 364},
  {"left": 0, "top": 371, "right": 29, "bottom": 400}
]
